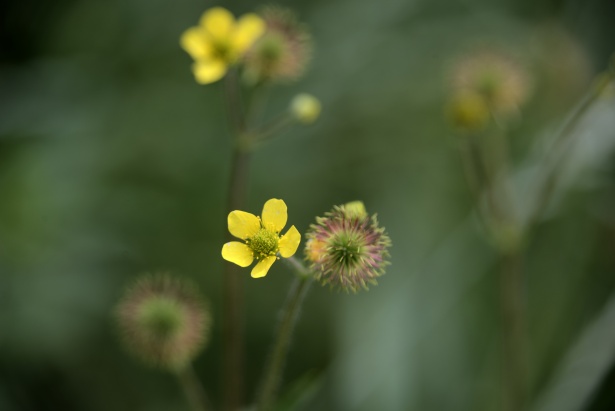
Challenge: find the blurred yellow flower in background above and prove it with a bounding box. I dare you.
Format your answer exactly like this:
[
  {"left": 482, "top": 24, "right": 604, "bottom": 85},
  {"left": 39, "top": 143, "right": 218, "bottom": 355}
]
[
  {"left": 180, "top": 7, "right": 265, "bottom": 84},
  {"left": 222, "top": 199, "right": 301, "bottom": 278},
  {"left": 447, "top": 91, "right": 490, "bottom": 132}
]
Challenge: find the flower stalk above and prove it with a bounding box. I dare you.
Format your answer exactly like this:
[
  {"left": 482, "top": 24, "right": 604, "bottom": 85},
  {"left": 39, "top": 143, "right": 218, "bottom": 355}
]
[
  {"left": 454, "top": 124, "right": 528, "bottom": 411},
  {"left": 256, "top": 258, "right": 312, "bottom": 411},
  {"left": 499, "top": 250, "right": 528, "bottom": 411},
  {"left": 180, "top": 7, "right": 318, "bottom": 409},
  {"left": 222, "top": 73, "right": 251, "bottom": 411}
]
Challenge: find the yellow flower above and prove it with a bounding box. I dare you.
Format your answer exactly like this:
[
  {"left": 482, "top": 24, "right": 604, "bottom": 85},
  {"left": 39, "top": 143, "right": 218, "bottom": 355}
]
[
  {"left": 222, "top": 199, "right": 301, "bottom": 278},
  {"left": 180, "top": 7, "right": 266, "bottom": 84}
]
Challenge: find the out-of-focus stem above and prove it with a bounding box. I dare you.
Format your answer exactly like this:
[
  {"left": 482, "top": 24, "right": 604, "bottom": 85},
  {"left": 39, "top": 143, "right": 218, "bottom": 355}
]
[
  {"left": 457, "top": 137, "right": 482, "bottom": 199},
  {"left": 222, "top": 70, "right": 251, "bottom": 411},
  {"left": 458, "top": 125, "right": 528, "bottom": 411},
  {"left": 222, "top": 146, "right": 251, "bottom": 411},
  {"left": 457, "top": 134, "right": 503, "bottom": 232},
  {"left": 481, "top": 126, "right": 527, "bottom": 411},
  {"left": 224, "top": 69, "right": 245, "bottom": 135},
  {"left": 252, "top": 113, "right": 295, "bottom": 145},
  {"left": 177, "top": 364, "right": 211, "bottom": 411},
  {"left": 500, "top": 249, "right": 528, "bottom": 411},
  {"left": 256, "top": 259, "right": 312, "bottom": 411}
]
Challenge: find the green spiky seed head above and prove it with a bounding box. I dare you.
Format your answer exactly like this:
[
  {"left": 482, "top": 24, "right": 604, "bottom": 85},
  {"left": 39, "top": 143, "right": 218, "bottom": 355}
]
[{"left": 115, "top": 274, "right": 211, "bottom": 371}]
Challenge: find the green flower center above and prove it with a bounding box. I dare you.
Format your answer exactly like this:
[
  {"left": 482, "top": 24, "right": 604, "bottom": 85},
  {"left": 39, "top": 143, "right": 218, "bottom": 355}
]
[
  {"left": 212, "top": 39, "right": 233, "bottom": 61},
  {"left": 258, "top": 33, "right": 286, "bottom": 64},
  {"left": 477, "top": 70, "right": 501, "bottom": 101},
  {"left": 330, "top": 232, "right": 365, "bottom": 269},
  {"left": 247, "top": 228, "right": 279, "bottom": 259},
  {"left": 138, "top": 297, "right": 184, "bottom": 339}
]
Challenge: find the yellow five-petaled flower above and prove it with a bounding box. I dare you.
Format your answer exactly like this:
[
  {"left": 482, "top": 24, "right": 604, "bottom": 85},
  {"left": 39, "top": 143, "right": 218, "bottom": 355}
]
[
  {"left": 222, "top": 199, "right": 301, "bottom": 278},
  {"left": 180, "top": 7, "right": 266, "bottom": 84}
]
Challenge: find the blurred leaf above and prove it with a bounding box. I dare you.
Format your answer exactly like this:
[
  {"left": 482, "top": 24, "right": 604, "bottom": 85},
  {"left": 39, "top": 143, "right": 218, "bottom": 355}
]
[{"left": 531, "top": 291, "right": 615, "bottom": 411}]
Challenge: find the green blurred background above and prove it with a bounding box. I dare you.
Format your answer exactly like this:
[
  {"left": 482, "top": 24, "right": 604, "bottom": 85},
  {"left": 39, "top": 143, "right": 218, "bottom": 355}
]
[{"left": 1, "top": 0, "right": 614, "bottom": 410}]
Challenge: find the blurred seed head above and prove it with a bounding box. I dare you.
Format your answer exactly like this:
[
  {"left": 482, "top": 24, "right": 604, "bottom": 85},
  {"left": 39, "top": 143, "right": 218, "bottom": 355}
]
[
  {"left": 290, "top": 93, "right": 321, "bottom": 124},
  {"left": 304, "top": 201, "right": 391, "bottom": 292},
  {"left": 530, "top": 24, "right": 592, "bottom": 111},
  {"left": 115, "top": 274, "right": 211, "bottom": 371},
  {"left": 244, "top": 6, "right": 312, "bottom": 84},
  {"left": 450, "top": 48, "right": 533, "bottom": 117}
]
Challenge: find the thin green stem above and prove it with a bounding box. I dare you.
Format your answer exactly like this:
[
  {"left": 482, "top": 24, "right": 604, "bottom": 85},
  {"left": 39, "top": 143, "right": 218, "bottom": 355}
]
[
  {"left": 252, "top": 113, "right": 295, "bottom": 145},
  {"left": 476, "top": 127, "right": 512, "bottom": 227},
  {"left": 457, "top": 134, "right": 497, "bottom": 230},
  {"left": 222, "top": 147, "right": 251, "bottom": 411},
  {"left": 281, "top": 255, "right": 311, "bottom": 277},
  {"left": 480, "top": 128, "right": 527, "bottom": 411},
  {"left": 222, "top": 71, "right": 251, "bottom": 411},
  {"left": 224, "top": 69, "right": 246, "bottom": 135},
  {"left": 256, "top": 261, "right": 312, "bottom": 411},
  {"left": 457, "top": 123, "right": 527, "bottom": 411},
  {"left": 499, "top": 250, "right": 528, "bottom": 411},
  {"left": 457, "top": 136, "right": 482, "bottom": 200},
  {"left": 176, "top": 364, "right": 212, "bottom": 411},
  {"left": 246, "top": 83, "right": 271, "bottom": 129}
]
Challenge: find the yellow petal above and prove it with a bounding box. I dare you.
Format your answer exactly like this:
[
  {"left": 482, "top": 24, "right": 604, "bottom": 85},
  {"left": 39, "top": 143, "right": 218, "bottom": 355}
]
[
  {"left": 200, "top": 7, "right": 234, "bottom": 40},
  {"left": 228, "top": 210, "right": 260, "bottom": 240},
  {"left": 251, "top": 256, "right": 276, "bottom": 278},
  {"left": 192, "top": 60, "right": 227, "bottom": 84},
  {"left": 231, "top": 13, "right": 266, "bottom": 54},
  {"left": 261, "top": 198, "right": 287, "bottom": 232},
  {"left": 222, "top": 241, "right": 254, "bottom": 267},
  {"left": 279, "top": 225, "right": 301, "bottom": 258},
  {"left": 180, "top": 27, "right": 212, "bottom": 60}
]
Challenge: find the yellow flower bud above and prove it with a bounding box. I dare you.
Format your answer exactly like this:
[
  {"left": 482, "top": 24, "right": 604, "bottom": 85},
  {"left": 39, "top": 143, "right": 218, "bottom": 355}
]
[
  {"left": 290, "top": 93, "right": 321, "bottom": 124},
  {"left": 343, "top": 201, "right": 367, "bottom": 219}
]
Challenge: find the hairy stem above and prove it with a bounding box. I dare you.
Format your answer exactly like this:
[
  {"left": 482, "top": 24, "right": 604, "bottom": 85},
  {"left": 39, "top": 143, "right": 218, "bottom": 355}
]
[{"left": 256, "top": 264, "right": 312, "bottom": 411}]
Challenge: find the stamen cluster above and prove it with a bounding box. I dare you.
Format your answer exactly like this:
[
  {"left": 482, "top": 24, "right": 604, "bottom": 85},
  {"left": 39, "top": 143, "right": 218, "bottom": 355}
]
[{"left": 247, "top": 227, "right": 280, "bottom": 260}]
